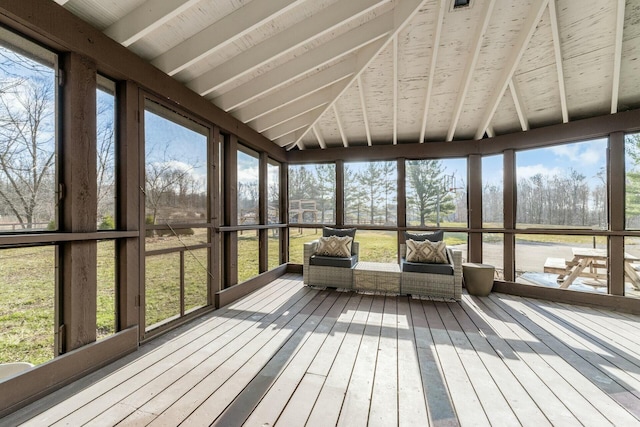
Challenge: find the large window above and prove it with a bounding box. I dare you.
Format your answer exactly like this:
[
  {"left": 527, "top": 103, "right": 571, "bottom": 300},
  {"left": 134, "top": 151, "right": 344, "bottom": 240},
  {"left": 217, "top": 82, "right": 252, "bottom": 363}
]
[
  {"left": 288, "top": 164, "right": 335, "bottom": 224},
  {"left": 406, "top": 158, "right": 467, "bottom": 227},
  {"left": 96, "top": 76, "right": 116, "bottom": 230},
  {"left": 238, "top": 148, "right": 259, "bottom": 225},
  {"left": 626, "top": 132, "right": 640, "bottom": 229},
  {"left": 345, "top": 161, "right": 397, "bottom": 225},
  {"left": 0, "top": 31, "right": 57, "bottom": 232},
  {"left": 482, "top": 154, "right": 503, "bottom": 228},
  {"left": 144, "top": 100, "right": 209, "bottom": 331},
  {"left": 0, "top": 30, "right": 58, "bottom": 367},
  {"left": 516, "top": 140, "right": 607, "bottom": 229}
]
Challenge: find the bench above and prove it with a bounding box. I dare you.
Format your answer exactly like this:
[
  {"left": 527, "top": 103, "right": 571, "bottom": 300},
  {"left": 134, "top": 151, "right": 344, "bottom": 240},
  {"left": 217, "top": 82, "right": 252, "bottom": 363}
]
[{"left": 543, "top": 257, "right": 569, "bottom": 275}]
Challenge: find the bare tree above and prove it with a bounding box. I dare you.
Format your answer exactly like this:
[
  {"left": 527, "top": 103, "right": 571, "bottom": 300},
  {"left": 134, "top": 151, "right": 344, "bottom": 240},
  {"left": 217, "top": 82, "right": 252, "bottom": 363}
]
[
  {"left": 0, "top": 76, "right": 55, "bottom": 229},
  {"left": 145, "top": 147, "right": 200, "bottom": 225},
  {"left": 96, "top": 93, "right": 115, "bottom": 220}
]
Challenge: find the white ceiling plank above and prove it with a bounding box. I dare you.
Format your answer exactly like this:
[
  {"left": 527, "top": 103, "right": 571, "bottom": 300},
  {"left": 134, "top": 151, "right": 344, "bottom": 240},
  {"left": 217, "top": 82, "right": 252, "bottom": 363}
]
[
  {"left": 419, "top": 0, "right": 446, "bottom": 143},
  {"left": 263, "top": 109, "right": 324, "bottom": 141},
  {"left": 548, "top": 0, "right": 568, "bottom": 123},
  {"left": 151, "top": 0, "right": 302, "bottom": 76},
  {"left": 312, "top": 125, "right": 327, "bottom": 149},
  {"left": 509, "top": 80, "right": 529, "bottom": 131},
  {"left": 104, "top": 0, "right": 199, "bottom": 47},
  {"left": 474, "top": 0, "right": 549, "bottom": 140},
  {"left": 249, "top": 91, "right": 332, "bottom": 132},
  {"left": 214, "top": 13, "right": 393, "bottom": 111},
  {"left": 358, "top": 75, "right": 373, "bottom": 146},
  {"left": 234, "top": 64, "right": 355, "bottom": 122},
  {"left": 486, "top": 126, "right": 495, "bottom": 138},
  {"left": 446, "top": 0, "right": 496, "bottom": 142},
  {"left": 333, "top": 104, "right": 349, "bottom": 147},
  {"left": 292, "top": 0, "right": 427, "bottom": 148},
  {"left": 393, "top": 35, "right": 398, "bottom": 145},
  {"left": 611, "top": 0, "right": 626, "bottom": 114},
  {"left": 188, "top": 0, "right": 386, "bottom": 96},
  {"left": 54, "top": 0, "right": 70, "bottom": 5}
]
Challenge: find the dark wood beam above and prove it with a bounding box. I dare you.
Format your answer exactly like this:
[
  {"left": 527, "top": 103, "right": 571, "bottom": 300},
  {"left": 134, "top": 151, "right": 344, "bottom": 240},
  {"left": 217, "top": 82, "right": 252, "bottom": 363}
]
[
  {"left": 59, "top": 52, "right": 98, "bottom": 352},
  {"left": 468, "top": 154, "right": 482, "bottom": 263},
  {"left": 609, "top": 132, "right": 625, "bottom": 296},
  {"left": 503, "top": 150, "right": 516, "bottom": 281}
]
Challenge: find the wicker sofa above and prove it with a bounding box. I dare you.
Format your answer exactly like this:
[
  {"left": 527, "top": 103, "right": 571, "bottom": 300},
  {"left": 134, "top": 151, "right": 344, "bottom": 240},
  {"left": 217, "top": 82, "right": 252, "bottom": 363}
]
[
  {"left": 399, "top": 243, "right": 462, "bottom": 300},
  {"left": 303, "top": 239, "right": 359, "bottom": 289}
]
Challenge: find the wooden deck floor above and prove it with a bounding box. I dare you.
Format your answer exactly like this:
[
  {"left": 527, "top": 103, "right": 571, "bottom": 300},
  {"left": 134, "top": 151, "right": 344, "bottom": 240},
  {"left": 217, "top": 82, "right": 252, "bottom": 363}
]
[{"left": 6, "top": 273, "right": 640, "bottom": 426}]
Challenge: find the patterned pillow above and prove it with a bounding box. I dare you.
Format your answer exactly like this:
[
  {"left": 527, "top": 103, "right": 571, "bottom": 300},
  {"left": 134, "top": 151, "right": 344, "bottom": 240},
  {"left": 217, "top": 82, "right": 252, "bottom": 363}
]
[
  {"left": 405, "top": 230, "right": 443, "bottom": 242},
  {"left": 316, "top": 235, "right": 353, "bottom": 258},
  {"left": 406, "top": 239, "right": 448, "bottom": 264}
]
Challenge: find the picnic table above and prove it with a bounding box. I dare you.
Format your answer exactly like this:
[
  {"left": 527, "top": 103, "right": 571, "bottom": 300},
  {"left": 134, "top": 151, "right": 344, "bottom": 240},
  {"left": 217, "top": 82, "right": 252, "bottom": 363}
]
[{"left": 544, "top": 247, "right": 640, "bottom": 289}]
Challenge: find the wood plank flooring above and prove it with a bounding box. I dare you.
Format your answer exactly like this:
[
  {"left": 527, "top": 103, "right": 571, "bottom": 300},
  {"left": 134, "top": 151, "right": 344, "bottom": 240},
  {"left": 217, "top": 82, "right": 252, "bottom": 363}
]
[{"left": 4, "top": 273, "right": 640, "bottom": 426}]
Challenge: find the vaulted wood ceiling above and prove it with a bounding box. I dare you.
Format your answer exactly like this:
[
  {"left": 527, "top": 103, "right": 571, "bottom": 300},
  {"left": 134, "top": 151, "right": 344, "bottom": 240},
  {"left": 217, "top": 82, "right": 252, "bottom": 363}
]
[{"left": 54, "top": 0, "right": 640, "bottom": 150}]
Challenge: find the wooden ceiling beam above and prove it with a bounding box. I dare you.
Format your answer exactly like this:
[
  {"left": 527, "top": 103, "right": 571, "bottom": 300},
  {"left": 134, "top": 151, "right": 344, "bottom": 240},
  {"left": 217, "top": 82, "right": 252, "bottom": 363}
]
[
  {"left": 333, "top": 104, "right": 349, "bottom": 147},
  {"left": 104, "top": 0, "right": 199, "bottom": 47},
  {"left": 292, "top": 0, "right": 427, "bottom": 148},
  {"left": 393, "top": 35, "right": 398, "bottom": 145},
  {"left": 509, "top": 80, "right": 529, "bottom": 131},
  {"left": 187, "top": 0, "right": 386, "bottom": 97},
  {"left": 213, "top": 13, "right": 392, "bottom": 111},
  {"left": 249, "top": 91, "right": 332, "bottom": 132},
  {"left": 474, "top": 0, "right": 549, "bottom": 140},
  {"left": 358, "top": 75, "right": 373, "bottom": 146},
  {"left": 446, "top": 0, "right": 496, "bottom": 142},
  {"left": 419, "top": 0, "right": 446, "bottom": 143},
  {"left": 312, "top": 125, "right": 327, "bottom": 149},
  {"left": 151, "top": 0, "right": 302, "bottom": 76},
  {"left": 235, "top": 66, "right": 353, "bottom": 122},
  {"left": 611, "top": 0, "right": 626, "bottom": 114},
  {"left": 262, "top": 108, "right": 323, "bottom": 141},
  {"left": 548, "top": 0, "right": 568, "bottom": 123}
]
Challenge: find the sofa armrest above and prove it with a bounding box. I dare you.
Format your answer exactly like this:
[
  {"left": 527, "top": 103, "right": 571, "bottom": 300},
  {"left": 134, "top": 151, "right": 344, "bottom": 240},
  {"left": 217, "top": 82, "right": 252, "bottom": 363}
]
[{"left": 303, "top": 240, "right": 319, "bottom": 284}]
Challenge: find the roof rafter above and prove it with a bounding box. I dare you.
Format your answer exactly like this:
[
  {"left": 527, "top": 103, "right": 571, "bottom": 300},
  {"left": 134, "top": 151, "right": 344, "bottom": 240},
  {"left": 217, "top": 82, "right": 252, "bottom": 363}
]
[
  {"left": 446, "top": 0, "right": 496, "bottom": 142},
  {"left": 104, "top": 0, "right": 199, "bottom": 47},
  {"left": 263, "top": 108, "right": 323, "bottom": 141},
  {"left": 393, "top": 35, "right": 398, "bottom": 145},
  {"left": 151, "top": 0, "right": 302, "bottom": 76},
  {"left": 312, "top": 125, "right": 327, "bottom": 149},
  {"left": 419, "top": 0, "right": 446, "bottom": 143},
  {"left": 333, "top": 104, "right": 349, "bottom": 147},
  {"left": 235, "top": 65, "right": 354, "bottom": 123},
  {"left": 187, "top": 0, "right": 386, "bottom": 97},
  {"left": 358, "top": 75, "right": 373, "bottom": 147},
  {"left": 509, "top": 80, "right": 529, "bottom": 131},
  {"left": 474, "top": 0, "right": 549, "bottom": 140},
  {"left": 611, "top": 0, "right": 626, "bottom": 114},
  {"left": 295, "top": 0, "right": 427, "bottom": 149},
  {"left": 249, "top": 90, "right": 332, "bottom": 133},
  {"left": 214, "top": 13, "right": 392, "bottom": 112},
  {"left": 548, "top": 0, "right": 568, "bottom": 123}
]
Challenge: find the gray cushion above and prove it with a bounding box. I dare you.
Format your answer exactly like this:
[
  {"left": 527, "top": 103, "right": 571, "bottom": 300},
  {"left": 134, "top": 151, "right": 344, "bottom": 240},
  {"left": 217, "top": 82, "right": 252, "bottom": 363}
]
[
  {"left": 323, "top": 227, "right": 357, "bottom": 255},
  {"left": 401, "top": 258, "right": 454, "bottom": 275},
  {"left": 310, "top": 254, "right": 358, "bottom": 268},
  {"left": 405, "top": 230, "right": 443, "bottom": 242}
]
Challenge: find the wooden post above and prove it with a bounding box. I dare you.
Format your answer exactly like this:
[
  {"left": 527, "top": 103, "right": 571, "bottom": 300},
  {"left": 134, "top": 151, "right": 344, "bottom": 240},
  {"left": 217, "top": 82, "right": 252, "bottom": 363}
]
[
  {"left": 503, "top": 150, "right": 516, "bottom": 282},
  {"left": 59, "top": 52, "right": 98, "bottom": 352},
  {"left": 259, "top": 152, "right": 268, "bottom": 273},
  {"left": 210, "top": 126, "right": 221, "bottom": 299},
  {"left": 224, "top": 134, "right": 238, "bottom": 288},
  {"left": 336, "top": 160, "right": 344, "bottom": 227},
  {"left": 397, "top": 158, "right": 406, "bottom": 261},
  {"left": 609, "top": 132, "right": 625, "bottom": 296},
  {"left": 468, "top": 154, "right": 482, "bottom": 263},
  {"left": 116, "top": 80, "right": 141, "bottom": 332},
  {"left": 281, "top": 162, "right": 289, "bottom": 263}
]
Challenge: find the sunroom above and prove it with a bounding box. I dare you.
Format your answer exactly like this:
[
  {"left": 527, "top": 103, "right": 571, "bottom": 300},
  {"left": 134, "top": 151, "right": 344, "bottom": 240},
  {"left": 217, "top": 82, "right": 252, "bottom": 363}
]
[{"left": 1, "top": 0, "right": 640, "bottom": 425}]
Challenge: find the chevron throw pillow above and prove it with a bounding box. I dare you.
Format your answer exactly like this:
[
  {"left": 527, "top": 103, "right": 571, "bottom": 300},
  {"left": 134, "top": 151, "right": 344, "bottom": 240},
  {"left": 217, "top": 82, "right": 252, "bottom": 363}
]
[
  {"left": 406, "top": 239, "right": 448, "bottom": 264},
  {"left": 316, "top": 235, "right": 353, "bottom": 258}
]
